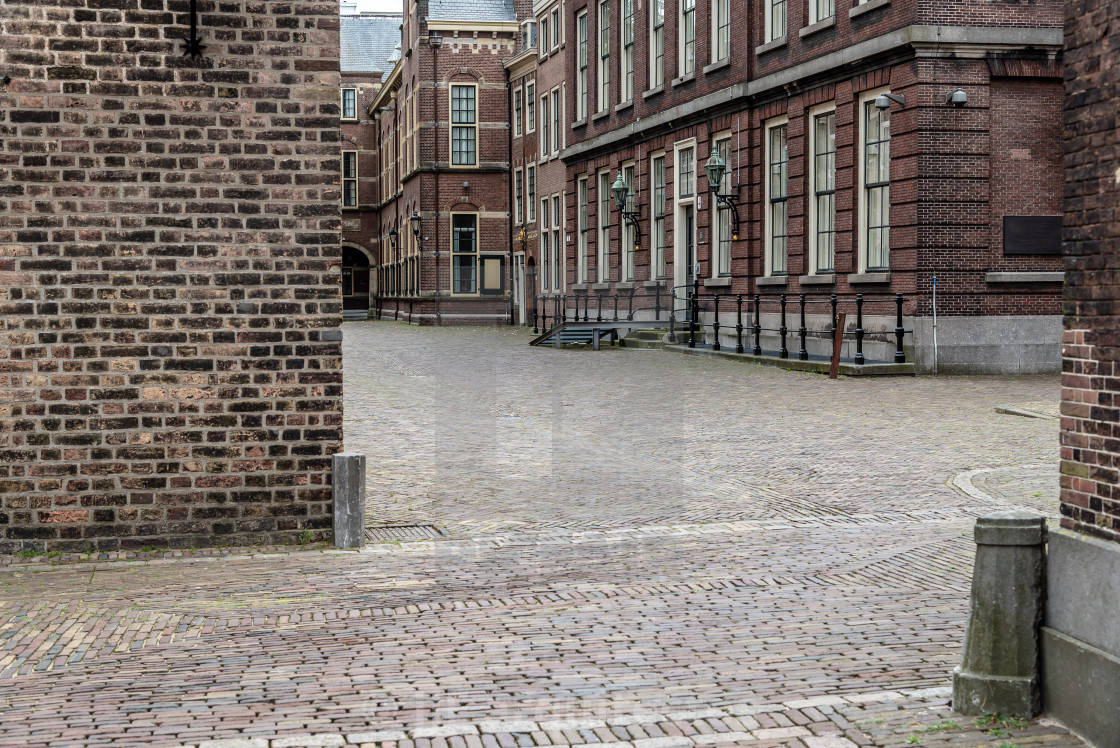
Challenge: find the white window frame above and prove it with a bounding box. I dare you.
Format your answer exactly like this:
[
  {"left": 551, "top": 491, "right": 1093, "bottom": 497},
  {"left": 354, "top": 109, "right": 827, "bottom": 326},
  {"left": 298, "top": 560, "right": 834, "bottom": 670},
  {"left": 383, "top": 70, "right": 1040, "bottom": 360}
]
[
  {"left": 621, "top": 0, "right": 634, "bottom": 102},
  {"left": 539, "top": 92, "right": 549, "bottom": 162},
  {"left": 551, "top": 7, "right": 561, "bottom": 50},
  {"left": 621, "top": 161, "right": 636, "bottom": 281},
  {"left": 651, "top": 152, "right": 666, "bottom": 279},
  {"left": 711, "top": 0, "right": 729, "bottom": 63},
  {"left": 598, "top": 169, "right": 611, "bottom": 282},
  {"left": 859, "top": 87, "right": 892, "bottom": 272},
  {"left": 526, "top": 81, "right": 536, "bottom": 132},
  {"left": 540, "top": 196, "right": 551, "bottom": 290},
  {"left": 711, "top": 134, "right": 732, "bottom": 277},
  {"left": 450, "top": 212, "right": 479, "bottom": 295},
  {"left": 672, "top": 139, "right": 697, "bottom": 293},
  {"left": 808, "top": 102, "right": 837, "bottom": 274},
  {"left": 765, "top": 0, "right": 786, "bottom": 43},
  {"left": 763, "top": 116, "right": 789, "bottom": 277},
  {"left": 539, "top": 15, "right": 549, "bottom": 59},
  {"left": 551, "top": 193, "right": 562, "bottom": 290},
  {"left": 650, "top": 0, "right": 664, "bottom": 88},
  {"left": 551, "top": 86, "right": 561, "bottom": 155},
  {"left": 342, "top": 150, "right": 358, "bottom": 208},
  {"left": 597, "top": 0, "right": 610, "bottom": 112},
  {"left": 577, "top": 11, "right": 588, "bottom": 120},
  {"left": 341, "top": 87, "right": 357, "bottom": 120},
  {"left": 514, "top": 168, "right": 524, "bottom": 224},
  {"left": 513, "top": 86, "right": 523, "bottom": 138},
  {"left": 578, "top": 175, "right": 589, "bottom": 283},
  {"left": 809, "top": 0, "right": 834, "bottom": 25},
  {"left": 527, "top": 164, "right": 536, "bottom": 222},
  {"left": 449, "top": 83, "right": 477, "bottom": 168},
  {"left": 680, "top": 0, "right": 696, "bottom": 76}
]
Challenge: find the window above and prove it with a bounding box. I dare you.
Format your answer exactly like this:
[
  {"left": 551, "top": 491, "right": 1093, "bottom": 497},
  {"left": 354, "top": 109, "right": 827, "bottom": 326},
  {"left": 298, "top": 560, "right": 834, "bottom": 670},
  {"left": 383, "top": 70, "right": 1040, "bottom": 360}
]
[
  {"left": 678, "top": 146, "right": 694, "bottom": 199},
  {"left": 577, "top": 12, "right": 588, "bottom": 119},
  {"left": 527, "top": 82, "right": 536, "bottom": 131},
  {"left": 652, "top": 153, "right": 666, "bottom": 278},
  {"left": 342, "top": 151, "right": 358, "bottom": 208},
  {"left": 713, "top": 138, "right": 731, "bottom": 275},
  {"left": 552, "top": 194, "right": 562, "bottom": 290},
  {"left": 622, "top": 163, "right": 635, "bottom": 281},
  {"left": 681, "top": 0, "right": 695, "bottom": 76},
  {"left": 598, "top": 0, "right": 610, "bottom": 112},
  {"left": 551, "top": 7, "right": 560, "bottom": 49},
  {"left": 452, "top": 214, "right": 478, "bottom": 294},
  {"left": 765, "top": 120, "right": 788, "bottom": 275},
  {"left": 514, "top": 169, "right": 524, "bottom": 224},
  {"left": 514, "top": 87, "right": 522, "bottom": 138},
  {"left": 520, "top": 19, "right": 537, "bottom": 50},
  {"left": 527, "top": 165, "right": 536, "bottom": 221},
  {"left": 622, "top": 0, "right": 634, "bottom": 102},
  {"left": 539, "top": 94, "right": 550, "bottom": 159},
  {"left": 810, "top": 108, "right": 836, "bottom": 273},
  {"left": 540, "top": 17, "right": 549, "bottom": 57},
  {"left": 713, "top": 0, "right": 730, "bottom": 62},
  {"left": 578, "top": 176, "right": 590, "bottom": 283},
  {"left": 450, "top": 85, "right": 477, "bottom": 166},
  {"left": 766, "top": 0, "right": 786, "bottom": 42},
  {"left": 598, "top": 171, "right": 611, "bottom": 282},
  {"left": 809, "top": 0, "right": 834, "bottom": 24},
  {"left": 551, "top": 88, "right": 561, "bottom": 154},
  {"left": 341, "top": 88, "right": 357, "bottom": 119},
  {"left": 541, "top": 198, "right": 550, "bottom": 290},
  {"left": 650, "top": 0, "right": 664, "bottom": 88},
  {"left": 862, "top": 95, "right": 891, "bottom": 271}
]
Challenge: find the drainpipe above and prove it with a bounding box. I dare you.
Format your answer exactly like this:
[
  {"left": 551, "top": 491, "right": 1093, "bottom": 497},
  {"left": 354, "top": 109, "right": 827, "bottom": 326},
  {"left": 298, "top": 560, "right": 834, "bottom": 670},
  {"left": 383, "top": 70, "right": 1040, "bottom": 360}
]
[{"left": 506, "top": 65, "right": 515, "bottom": 325}]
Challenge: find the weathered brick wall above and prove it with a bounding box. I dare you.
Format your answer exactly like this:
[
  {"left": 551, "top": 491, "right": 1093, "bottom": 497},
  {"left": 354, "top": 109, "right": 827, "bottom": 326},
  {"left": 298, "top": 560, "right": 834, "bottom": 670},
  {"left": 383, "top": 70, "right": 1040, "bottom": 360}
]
[
  {"left": 0, "top": 0, "right": 343, "bottom": 552},
  {"left": 1060, "top": 0, "right": 1120, "bottom": 542}
]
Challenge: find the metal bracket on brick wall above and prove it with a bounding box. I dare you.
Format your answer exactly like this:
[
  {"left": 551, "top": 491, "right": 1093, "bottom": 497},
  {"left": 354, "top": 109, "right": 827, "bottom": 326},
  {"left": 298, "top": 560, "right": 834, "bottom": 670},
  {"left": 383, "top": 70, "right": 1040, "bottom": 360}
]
[
  {"left": 332, "top": 452, "right": 367, "bottom": 549},
  {"left": 181, "top": 0, "right": 206, "bottom": 58}
]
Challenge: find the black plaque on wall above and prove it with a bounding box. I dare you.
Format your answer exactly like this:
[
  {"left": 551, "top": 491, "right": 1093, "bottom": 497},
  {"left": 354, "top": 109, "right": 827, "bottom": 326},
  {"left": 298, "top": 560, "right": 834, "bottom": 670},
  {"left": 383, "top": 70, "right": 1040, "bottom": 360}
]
[{"left": 1004, "top": 215, "right": 1062, "bottom": 255}]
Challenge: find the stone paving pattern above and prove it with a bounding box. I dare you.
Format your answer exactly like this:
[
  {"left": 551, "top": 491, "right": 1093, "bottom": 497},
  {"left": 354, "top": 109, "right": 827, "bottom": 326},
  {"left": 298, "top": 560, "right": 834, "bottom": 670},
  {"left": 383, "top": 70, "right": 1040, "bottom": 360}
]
[{"left": 0, "top": 324, "right": 1079, "bottom": 747}]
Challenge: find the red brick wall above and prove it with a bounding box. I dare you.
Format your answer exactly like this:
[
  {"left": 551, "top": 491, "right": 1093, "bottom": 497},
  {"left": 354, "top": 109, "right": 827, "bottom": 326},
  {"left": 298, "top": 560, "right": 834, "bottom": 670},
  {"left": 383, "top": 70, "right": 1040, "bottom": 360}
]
[
  {"left": 0, "top": 0, "right": 343, "bottom": 552},
  {"left": 1060, "top": 0, "right": 1120, "bottom": 543}
]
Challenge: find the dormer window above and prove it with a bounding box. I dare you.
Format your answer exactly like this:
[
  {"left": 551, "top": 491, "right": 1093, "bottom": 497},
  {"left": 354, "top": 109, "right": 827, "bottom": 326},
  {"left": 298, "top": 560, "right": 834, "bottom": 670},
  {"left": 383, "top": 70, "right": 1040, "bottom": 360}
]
[
  {"left": 341, "top": 88, "right": 357, "bottom": 120},
  {"left": 521, "top": 20, "right": 537, "bottom": 50}
]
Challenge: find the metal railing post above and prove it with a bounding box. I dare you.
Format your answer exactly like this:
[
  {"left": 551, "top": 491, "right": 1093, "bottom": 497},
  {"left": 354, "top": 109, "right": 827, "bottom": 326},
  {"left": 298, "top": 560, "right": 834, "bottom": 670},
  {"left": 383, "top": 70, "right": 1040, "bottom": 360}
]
[
  {"left": 669, "top": 289, "right": 677, "bottom": 341},
  {"left": 895, "top": 293, "right": 906, "bottom": 363},
  {"left": 561, "top": 294, "right": 567, "bottom": 323},
  {"left": 735, "top": 295, "right": 744, "bottom": 354},
  {"left": 688, "top": 291, "right": 697, "bottom": 348},
  {"left": 798, "top": 293, "right": 808, "bottom": 361},
  {"left": 655, "top": 283, "right": 662, "bottom": 320},
  {"left": 779, "top": 294, "right": 788, "bottom": 359},
  {"left": 712, "top": 295, "right": 721, "bottom": 351},
  {"left": 753, "top": 294, "right": 762, "bottom": 355},
  {"left": 596, "top": 292, "right": 603, "bottom": 322},
  {"left": 627, "top": 287, "right": 636, "bottom": 321},
  {"left": 830, "top": 293, "right": 838, "bottom": 340},
  {"left": 613, "top": 293, "right": 619, "bottom": 322},
  {"left": 855, "top": 294, "right": 865, "bottom": 365}
]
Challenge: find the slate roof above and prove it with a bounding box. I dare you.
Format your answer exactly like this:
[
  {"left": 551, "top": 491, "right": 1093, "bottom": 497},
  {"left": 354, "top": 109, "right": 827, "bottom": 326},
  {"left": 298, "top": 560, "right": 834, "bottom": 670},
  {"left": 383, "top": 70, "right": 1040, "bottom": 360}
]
[
  {"left": 341, "top": 14, "right": 402, "bottom": 74},
  {"left": 426, "top": 0, "right": 516, "bottom": 22}
]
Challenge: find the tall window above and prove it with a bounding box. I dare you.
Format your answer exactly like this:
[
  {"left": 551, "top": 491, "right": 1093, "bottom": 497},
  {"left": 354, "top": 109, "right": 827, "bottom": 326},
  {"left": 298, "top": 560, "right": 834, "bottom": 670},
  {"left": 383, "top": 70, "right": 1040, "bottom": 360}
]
[
  {"left": 863, "top": 99, "right": 891, "bottom": 270},
  {"left": 810, "top": 0, "right": 834, "bottom": 24},
  {"left": 551, "top": 7, "right": 560, "bottom": 49},
  {"left": 342, "top": 151, "right": 357, "bottom": 208},
  {"left": 527, "top": 82, "right": 536, "bottom": 131},
  {"left": 652, "top": 154, "right": 666, "bottom": 278},
  {"left": 681, "top": 0, "right": 695, "bottom": 75},
  {"left": 766, "top": 0, "right": 786, "bottom": 42},
  {"left": 514, "top": 87, "right": 522, "bottom": 137},
  {"left": 540, "top": 94, "right": 550, "bottom": 158},
  {"left": 551, "top": 88, "right": 561, "bottom": 154},
  {"left": 714, "top": 138, "right": 731, "bottom": 275},
  {"left": 713, "top": 0, "right": 730, "bottom": 62},
  {"left": 341, "top": 88, "right": 357, "bottom": 119},
  {"left": 577, "top": 12, "right": 588, "bottom": 120},
  {"left": 598, "top": 171, "right": 611, "bottom": 282},
  {"left": 766, "top": 122, "right": 788, "bottom": 275},
  {"left": 452, "top": 214, "right": 478, "bottom": 294},
  {"left": 678, "top": 146, "right": 694, "bottom": 199},
  {"left": 621, "top": 0, "right": 634, "bottom": 102},
  {"left": 578, "top": 176, "right": 589, "bottom": 283},
  {"left": 520, "top": 19, "right": 537, "bottom": 50},
  {"left": 551, "top": 194, "right": 562, "bottom": 290},
  {"left": 650, "top": 0, "right": 664, "bottom": 88},
  {"left": 622, "top": 163, "right": 635, "bottom": 280},
  {"left": 514, "top": 169, "right": 524, "bottom": 224},
  {"left": 451, "top": 85, "right": 477, "bottom": 166},
  {"left": 527, "top": 165, "right": 536, "bottom": 221},
  {"left": 540, "top": 16, "right": 549, "bottom": 57},
  {"left": 811, "top": 110, "right": 836, "bottom": 273},
  {"left": 598, "top": 0, "right": 610, "bottom": 111},
  {"left": 541, "top": 198, "right": 550, "bottom": 290}
]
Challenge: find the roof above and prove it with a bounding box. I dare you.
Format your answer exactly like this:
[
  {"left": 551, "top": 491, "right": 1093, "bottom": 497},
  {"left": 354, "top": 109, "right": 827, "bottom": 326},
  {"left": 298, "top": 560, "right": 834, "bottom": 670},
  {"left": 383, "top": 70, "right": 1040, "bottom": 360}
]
[
  {"left": 426, "top": 0, "right": 516, "bottom": 22},
  {"left": 340, "top": 14, "right": 402, "bottom": 74}
]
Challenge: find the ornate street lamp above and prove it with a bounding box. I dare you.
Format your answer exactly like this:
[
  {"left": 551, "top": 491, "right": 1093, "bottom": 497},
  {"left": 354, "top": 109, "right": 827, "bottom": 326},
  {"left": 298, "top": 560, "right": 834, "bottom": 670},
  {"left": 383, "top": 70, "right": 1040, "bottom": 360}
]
[
  {"left": 704, "top": 151, "right": 741, "bottom": 241},
  {"left": 610, "top": 171, "right": 642, "bottom": 249}
]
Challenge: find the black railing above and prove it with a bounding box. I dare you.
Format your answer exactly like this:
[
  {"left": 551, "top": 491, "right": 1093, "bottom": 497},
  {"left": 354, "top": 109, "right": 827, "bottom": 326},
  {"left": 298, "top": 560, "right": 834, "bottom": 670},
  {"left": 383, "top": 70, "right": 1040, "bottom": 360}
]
[{"left": 533, "top": 283, "right": 669, "bottom": 335}]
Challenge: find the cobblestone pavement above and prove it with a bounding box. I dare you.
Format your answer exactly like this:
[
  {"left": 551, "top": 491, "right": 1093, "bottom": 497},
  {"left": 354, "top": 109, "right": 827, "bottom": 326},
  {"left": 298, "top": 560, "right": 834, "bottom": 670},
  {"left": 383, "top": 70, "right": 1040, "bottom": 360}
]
[{"left": 0, "top": 323, "right": 1080, "bottom": 747}]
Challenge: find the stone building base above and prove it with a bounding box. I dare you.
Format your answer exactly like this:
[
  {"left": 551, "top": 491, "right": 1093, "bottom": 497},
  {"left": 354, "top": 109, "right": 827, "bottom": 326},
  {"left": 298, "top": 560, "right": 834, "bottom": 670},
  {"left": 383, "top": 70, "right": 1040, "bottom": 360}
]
[{"left": 911, "top": 315, "right": 1062, "bottom": 375}]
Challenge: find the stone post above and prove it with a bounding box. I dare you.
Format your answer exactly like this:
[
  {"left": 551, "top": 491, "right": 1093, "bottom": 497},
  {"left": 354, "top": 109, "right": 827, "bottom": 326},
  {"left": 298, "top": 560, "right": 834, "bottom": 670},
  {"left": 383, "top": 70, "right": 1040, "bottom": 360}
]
[
  {"left": 332, "top": 452, "right": 367, "bottom": 549},
  {"left": 953, "top": 510, "right": 1046, "bottom": 717}
]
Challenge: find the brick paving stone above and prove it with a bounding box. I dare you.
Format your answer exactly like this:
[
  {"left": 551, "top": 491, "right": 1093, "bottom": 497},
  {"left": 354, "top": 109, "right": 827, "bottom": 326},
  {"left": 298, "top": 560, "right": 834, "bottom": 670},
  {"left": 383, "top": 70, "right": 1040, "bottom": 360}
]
[{"left": 0, "top": 325, "right": 1083, "bottom": 747}]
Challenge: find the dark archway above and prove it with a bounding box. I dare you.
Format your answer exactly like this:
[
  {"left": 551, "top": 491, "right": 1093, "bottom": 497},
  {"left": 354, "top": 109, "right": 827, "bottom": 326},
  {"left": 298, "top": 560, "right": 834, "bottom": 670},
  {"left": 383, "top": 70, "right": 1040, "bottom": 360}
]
[{"left": 342, "top": 245, "right": 372, "bottom": 315}]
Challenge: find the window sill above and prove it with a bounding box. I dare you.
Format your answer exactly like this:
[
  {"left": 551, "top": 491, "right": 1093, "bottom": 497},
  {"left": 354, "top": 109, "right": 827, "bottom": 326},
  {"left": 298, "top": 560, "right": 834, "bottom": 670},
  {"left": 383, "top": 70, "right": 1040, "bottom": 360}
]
[
  {"left": 591, "top": 282, "right": 612, "bottom": 291},
  {"left": 615, "top": 99, "right": 634, "bottom": 113},
  {"left": 571, "top": 283, "right": 589, "bottom": 291},
  {"left": 617, "top": 281, "right": 636, "bottom": 290},
  {"left": 571, "top": 117, "right": 587, "bottom": 129},
  {"left": 341, "top": 118, "right": 359, "bottom": 124},
  {"left": 755, "top": 35, "right": 787, "bottom": 56},
  {"left": 702, "top": 57, "right": 731, "bottom": 75},
  {"left": 799, "top": 15, "right": 836, "bottom": 38},
  {"left": 799, "top": 273, "right": 835, "bottom": 285},
  {"left": 848, "top": 271, "right": 891, "bottom": 284},
  {"left": 850, "top": 0, "right": 890, "bottom": 19},
  {"left": 703, "top": 277, "right": 732, "bottom": 288},
  {"left": 756, "top": 275, "right": 788, "bottom": 286},
  {"left": 671, "top": 71, "right": 696, "bottom": 88},
  {"left": 643, "top": 279, "right": 667, "bottom": 289},
  {"left": 985, "top": 272, "right": 1064, "bottom": 284},
  {"left": 642, "top": 85, "right": 665, "bottom": 100},
  {"left": 592, "top": 109, "right": 610, "bottom": 122}
]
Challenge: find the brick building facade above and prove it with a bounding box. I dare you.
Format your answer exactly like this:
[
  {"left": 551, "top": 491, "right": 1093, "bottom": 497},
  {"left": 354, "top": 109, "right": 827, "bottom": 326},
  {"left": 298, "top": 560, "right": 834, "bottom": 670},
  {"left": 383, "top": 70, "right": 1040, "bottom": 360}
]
[{"left": 0, "top": 1, "right": 343, "bottom": 552}]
